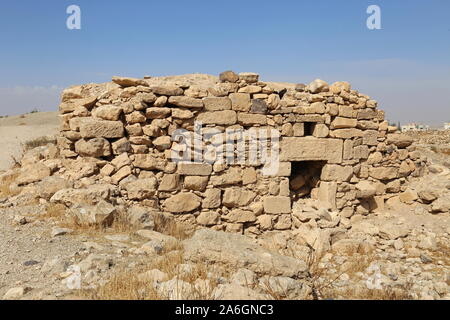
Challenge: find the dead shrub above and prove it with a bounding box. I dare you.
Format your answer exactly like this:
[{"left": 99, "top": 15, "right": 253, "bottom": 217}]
[
  {"left": 0, "top": 172, "right": 21, "bottom": 197},
  {"left": 22, "top": 136, "right": 56, "bottom": 151},
  {"left": 81, "top": 246, "right": 223, "bottom": 300},
  {"left": 153, "top": 213, "right": 191, "bottom": 241}
]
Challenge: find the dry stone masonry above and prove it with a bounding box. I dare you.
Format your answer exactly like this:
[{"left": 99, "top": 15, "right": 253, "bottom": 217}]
[{"left": 56, "top": 71, "right": 426, "bottom": 235}]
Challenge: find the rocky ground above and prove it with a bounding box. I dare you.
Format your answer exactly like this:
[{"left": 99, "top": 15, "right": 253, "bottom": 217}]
[{"left": 0, "top": 105, "right": 449, "bottom": 300}]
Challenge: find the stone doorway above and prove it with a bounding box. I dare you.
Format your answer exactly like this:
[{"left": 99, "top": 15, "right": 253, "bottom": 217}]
[{"left": 289, "top": 161, "right": 327, "bottom": 201}]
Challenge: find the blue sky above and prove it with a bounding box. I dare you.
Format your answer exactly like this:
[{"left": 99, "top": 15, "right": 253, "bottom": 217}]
[{"left": 0, "top": 0, "right": 449, "bottom": 125}]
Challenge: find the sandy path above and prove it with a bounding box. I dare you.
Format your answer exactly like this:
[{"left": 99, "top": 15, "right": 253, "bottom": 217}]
[{"left": 0, "top": 112, "right": 59, "bottom": 171}]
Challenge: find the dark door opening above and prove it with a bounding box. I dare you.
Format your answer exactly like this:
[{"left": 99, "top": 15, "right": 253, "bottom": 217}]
[
  {"left": 304, "top": 122, "right": 315, "bottom": 136},
  {"left": 289, "top": 161, "right": 327, "bottom": 201}
]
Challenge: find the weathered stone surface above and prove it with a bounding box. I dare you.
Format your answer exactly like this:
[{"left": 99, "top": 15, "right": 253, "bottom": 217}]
[
  {"left": 330, "top": 128, "right": 363, "bottom": 139},
  {"left": 183, "top": 229, "right": 308, "bottom": 277},
  {"left": 418, "top": 190, "right": 437, "bottom": 203},
  {"left": 224, "top": 209, "right": 256, "bottom": 223},
  {"left": 197, "top": 110, "right": 237, "bottom": 125},
  {"left": 158, "top": 174, "right": 180, "bottom": 192},
  {"left": 184, "top": 176, "right": 209, "bottom": 191},
  {"left": 154, "top": 96, "right": 168, "bottom": 107},
  {"left": 312, "top": 124, "right": 329, "bottom": 138},
  {"left": 197, "top": 211, "right": 221, "bottom": 226},
  {"left": 399, "top": 188, "right": 418, "bottom": 204},
  {"left": 250, "top": 99, "right": 268, "bottom": 114},
  {"left": 263, "top": 196, "right": 291, "bottom": 214},
  {"left": 92, "top": 105, "right": 123, "bottom": 121},
  {"left": 386, "top": 134, "right": 414, "bottom": 148},
  {"left": 125, "top": 111, "right": 146, "bottom": 124},
  {"left": 153, "top": 136, "right": 172, "bottom": 151},
  {"left": 50, "top": 184, "right": 115, "bottom": 206},
  {"left": 219, "top": 70, "right": 239, "bottom": 83},
  {"left": 112, "top": 76, "right": 148, "bottom": 87},
  {"left": 125, "top": 178, "right": 157, "bottom": 200},
  {"left": 210, "top": 168, "right": 242, "bottom": 186},
  {"left": 239, "top": 85, "right": 262, "bottom": 94},
  {"left": 168, "top": 96, "right": 203, "bottom": 108},
  {"left": 321, "top": 164, "right": 353, "bottom": 182},
  {"left": 331, "top": 117, "right": 357, "bottom": 129},
  {"left": 111, "top": 137, "right": 131, "bottom": 154},
  {"left": 229, "top": 93, "right": 251, "bottom": 112},
  {"left": 202, "top": 188, "right": 222, "bottom": 209},
  {"left": 111, "top": 166, "right": 132, "bottom": 184},
  {"left": 307, "top": 79, "right": 329, "bottom": 93},
  {"left": 164, "top": 193, "right": 201, "bottom": 213},
  {"left": 37, "top": 177, "right": 73, "bottom": 200},
  {"left": 59, "top": 97, "right": 97, "bottom": 114},
  {"left": 318, "top": 182, "right": 337, "bottom": 210},
  {"left": 369, "top": 167, "right": 399, "bottom": 180},
  {"left": 379, "top": 224, "right": 409, "bottom": 240},
  {"left": 17, "top": 163, "right": 51, "bottom": 186},
  {"left": 69, "top": 200, "right": 116, "bottom": 226},
  {"left": 242, "top": 167, "right": 257, "bottom": 185},
  {"left": 280, "top": 138, "right": 343, "bottom": 164},
  {"left": 237, "top": 113, "right": 267, "bottom": 125},
  {"left": 203, "top": 97, "right": 232, "bottom": 111},
  {"left": 355, "top": 181, "right": 377, "bottom": 198},
  {"left": 239, "top": 72, "right": 259, "bottom": 83},
  {"left": 171, "top": 108, "right": 194, "bottom": 119},
  {"left": 75, "top": 138, "right": 111, "bottom": 157},
  {"left": 177, "top": 163, "right": 212, "bottom": 176},
  {"left": 223, "top": 188, "right": 256, "bottom": 207},
  {"left": 150, "top": 85, "right": 183, "bottom": 96},
  {"left": 3, "top": 287, "right": 30, "bottom": 300},
  {"left": 79, "top": 119, "right": 124, "bottom": 139},
  {"left": 145, "top": 107, "right": 171, "bottom": 119},
  {"left": 134, "top": 155, "right": 166, "bottom": 170}
]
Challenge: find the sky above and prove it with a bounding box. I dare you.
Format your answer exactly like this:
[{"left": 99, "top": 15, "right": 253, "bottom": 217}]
[{"left": 0, "top": 0, "right": 449, "bottom": 126}]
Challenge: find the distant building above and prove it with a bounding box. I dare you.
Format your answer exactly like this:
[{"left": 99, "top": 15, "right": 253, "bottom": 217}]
[
  {"left": 401, "top": 123, "right": 430, "bottom": 132},
  {"left": 445, "top": 123, "right": 450, "bottom": 130}
]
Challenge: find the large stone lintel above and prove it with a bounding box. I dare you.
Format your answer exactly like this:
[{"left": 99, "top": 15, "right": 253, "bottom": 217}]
[{"left": 280, "top": 137, "right": 343, "bottom": 164}]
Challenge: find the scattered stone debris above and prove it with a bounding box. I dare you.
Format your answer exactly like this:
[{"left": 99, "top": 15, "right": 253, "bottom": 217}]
[{"left": 0, "top": 72, "right": 448, "bottom": 300}]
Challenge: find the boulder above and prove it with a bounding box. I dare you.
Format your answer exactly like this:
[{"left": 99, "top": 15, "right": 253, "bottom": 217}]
[
  {"left": 386, "top": 134, "right": 414, "bottom": 148},
  {"left": 150, "top": 85, "right": 184, "bottom": 96},
  {"left": 79, "top": 119, "right": 124, "bottom": 139},
  {"left": 355, "top": 181, "right": 377, "bottom": 199},
  {"left": 168, "top": 96, "right": 203, "bottom": 108},
  {"left": 229, "top": 93, "right": 251, "bottom": 112},
  {"left": 307, "top": 79, "right": 329, "bottom": 93},
  {"left": 197, "top": 110, "right": 237, "bottom": 125},
  {"left": 219, "top": 70, "right": 239, "bottom": 83},
  {"left": 112, "top": 76, "right": 148, "bottom": 87},
  {"left": 263, "top": 196, "right": 291, "bottom": 214},
  {"left": 50, "top": 184, "right": 116, "bottom": 206},
  {"left": 124, "top": 178, "right": 157, "bottom": 200},
  {"left": 92, "top": 105, "right": 123, "bottom": 121},
  {"left": 16, "top": 163, "right": 51, "bottom": 186},
  {"left": 182, "top": 229, "right": 308, "bottom": 277},
  {"left": 163, "top": 193, "right": 201, "bottom": 213},
  {"left": 75, "top": 138, "right": 111, "bottom": 157},
  {"left": 69, "top": 200, "right": 116, "bottom": 226}
]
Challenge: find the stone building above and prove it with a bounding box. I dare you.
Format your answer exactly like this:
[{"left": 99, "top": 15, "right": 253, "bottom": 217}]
[{"left": 56, "top": 71, "right": 425, "bottom": 234}]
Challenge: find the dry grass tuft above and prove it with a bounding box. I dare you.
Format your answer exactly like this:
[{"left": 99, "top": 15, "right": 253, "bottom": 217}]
[
  {"left": 40, "top": 203, "right": 138, "bottom": 236},
  {"left": 22, "top": 136, "right": 56, "bottom": 151},
  {"left": 153, "top": 213, "right": 192, "bottom": 241},
  {"left": 328, "top": 282, "right": 414, "bottom": 300},
  {"left": 81, "top": 246, "right": 223, "bottom": 300},
  {"left": 0, "top": 172, "right": 21, "bottom": 197}
]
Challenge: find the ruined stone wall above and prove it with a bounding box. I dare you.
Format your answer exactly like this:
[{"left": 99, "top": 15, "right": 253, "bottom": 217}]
[{"left": 57, "top": 71, "right": 426, "bottom": 235}]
